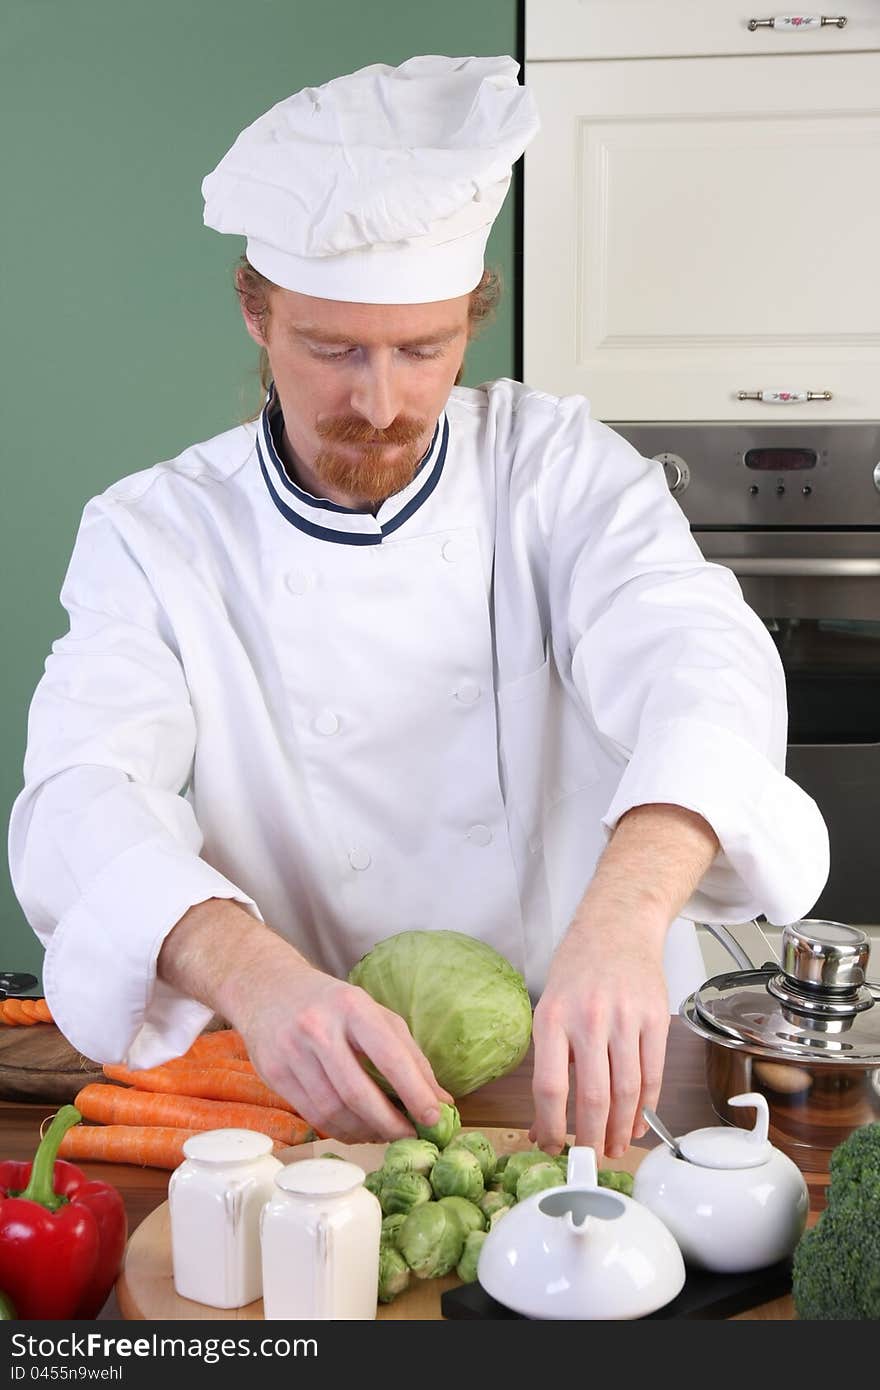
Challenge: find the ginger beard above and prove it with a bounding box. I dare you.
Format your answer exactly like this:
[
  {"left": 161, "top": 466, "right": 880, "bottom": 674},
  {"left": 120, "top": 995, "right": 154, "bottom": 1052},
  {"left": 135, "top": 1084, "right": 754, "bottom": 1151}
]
[{"left": 311, "top": 414, "right": 429, "bottom": 505}]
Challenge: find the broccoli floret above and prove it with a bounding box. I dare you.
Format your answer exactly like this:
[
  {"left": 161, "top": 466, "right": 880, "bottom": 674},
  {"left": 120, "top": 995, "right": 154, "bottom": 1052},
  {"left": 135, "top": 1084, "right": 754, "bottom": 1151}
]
[
  {"left": 827, "top": 1122, "right": 880, "bottom": 1208},
  {"left": 792, "top": 1123, "right": 880, "bottom": 1320}
]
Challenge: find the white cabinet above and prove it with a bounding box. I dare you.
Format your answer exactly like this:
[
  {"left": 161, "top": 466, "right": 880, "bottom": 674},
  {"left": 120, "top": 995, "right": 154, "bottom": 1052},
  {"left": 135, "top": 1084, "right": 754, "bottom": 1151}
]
[
  {"left": 524, "top": 8, "right": 880, "bottom": 420},
  {"left": 527, "top": 1, "right": 880, "bottom": 61}
]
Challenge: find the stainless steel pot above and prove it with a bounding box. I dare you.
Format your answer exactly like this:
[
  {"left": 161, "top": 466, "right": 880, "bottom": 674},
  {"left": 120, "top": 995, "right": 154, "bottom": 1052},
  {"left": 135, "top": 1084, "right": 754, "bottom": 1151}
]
[{"left": 680, "top": 920, "right": 880, "bottom": 1168}]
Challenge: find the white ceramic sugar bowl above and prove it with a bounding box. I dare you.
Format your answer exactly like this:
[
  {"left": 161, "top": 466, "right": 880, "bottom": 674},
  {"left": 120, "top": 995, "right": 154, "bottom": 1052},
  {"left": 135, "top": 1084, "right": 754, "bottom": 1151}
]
[
  {"left": 632, "top": 1093, "right": 809, "bottom": 1273},
  {"left": 168, "top": 1128, "right": 282, "bottom": 1308},
  {"left": 260, "top": 1158, "right": 382, "bottom": 1320}
]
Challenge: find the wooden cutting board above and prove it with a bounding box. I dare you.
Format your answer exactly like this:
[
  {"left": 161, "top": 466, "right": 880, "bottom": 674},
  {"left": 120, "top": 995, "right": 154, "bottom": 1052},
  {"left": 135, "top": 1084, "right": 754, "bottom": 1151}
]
[
  {"left": 0, "top": 1023, "right": 104, "bottom": 1102},
  {"left": 116, "top": 1130, "right": 648, "bottom": 1321}
]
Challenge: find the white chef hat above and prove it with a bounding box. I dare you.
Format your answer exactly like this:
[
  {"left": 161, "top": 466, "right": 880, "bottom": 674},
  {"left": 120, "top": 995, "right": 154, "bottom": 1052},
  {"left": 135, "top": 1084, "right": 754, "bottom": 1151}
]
[{"left": 201, "top": 54, "right": 540, "bottom": 304}]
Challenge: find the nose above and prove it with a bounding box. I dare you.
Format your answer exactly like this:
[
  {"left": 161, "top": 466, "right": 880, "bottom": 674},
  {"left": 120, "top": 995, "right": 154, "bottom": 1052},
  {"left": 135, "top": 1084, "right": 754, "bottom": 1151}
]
[{"left": 348, "top": 352, "right": 401, "bottom": 430}]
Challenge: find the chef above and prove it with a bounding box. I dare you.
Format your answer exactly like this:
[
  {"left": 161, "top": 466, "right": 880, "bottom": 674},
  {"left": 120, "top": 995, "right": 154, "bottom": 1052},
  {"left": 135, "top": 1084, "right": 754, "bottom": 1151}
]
[{"left": 9, "top": 55, "right": 829, "bottom": 1159}]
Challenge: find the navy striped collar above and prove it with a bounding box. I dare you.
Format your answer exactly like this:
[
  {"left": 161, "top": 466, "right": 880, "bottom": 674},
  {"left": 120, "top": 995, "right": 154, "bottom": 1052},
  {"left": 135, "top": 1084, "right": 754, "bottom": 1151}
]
[{"left": 255, "top": 387, "right": 448, "bottom": 546}]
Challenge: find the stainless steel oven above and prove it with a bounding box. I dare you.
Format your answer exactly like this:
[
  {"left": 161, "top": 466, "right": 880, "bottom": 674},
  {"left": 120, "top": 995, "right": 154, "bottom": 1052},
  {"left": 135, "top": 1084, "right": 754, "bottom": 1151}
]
[{"left": 610, "top": 422, "right": 880, "bottom": 926}]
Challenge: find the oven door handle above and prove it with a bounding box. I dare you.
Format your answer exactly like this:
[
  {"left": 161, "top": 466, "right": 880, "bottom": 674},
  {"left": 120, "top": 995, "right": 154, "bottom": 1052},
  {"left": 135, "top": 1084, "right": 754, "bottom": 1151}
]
[{"left": 713, "top": 557, "right": 880, "bottom": 578}]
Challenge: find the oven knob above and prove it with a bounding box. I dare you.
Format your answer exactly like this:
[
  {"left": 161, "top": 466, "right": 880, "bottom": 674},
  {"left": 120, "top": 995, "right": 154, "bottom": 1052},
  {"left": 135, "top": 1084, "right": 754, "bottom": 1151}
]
[
  {"left": 653, "top": 453, "right": 691, "bottom": 494},
  {"left": 802, "top": 485, "right": 812, "bottom": 496},
  {"left": 749, "top": 485, "right": 759, "bottom": 496},
  {"left": 776, "top": 484, "right": 786, "bottom": 496},
  {"left": 874, "top": 461, "right": 880, "bottom": 493}
]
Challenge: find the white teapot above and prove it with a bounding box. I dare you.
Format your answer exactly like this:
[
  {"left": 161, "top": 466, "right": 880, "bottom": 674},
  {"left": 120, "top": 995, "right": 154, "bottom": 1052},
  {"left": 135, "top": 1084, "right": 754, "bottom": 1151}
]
[
  {"left": 477, "top": 1147, "right": 685, "bottom": 1319},
  {"left": 632, "top": 1093, "right": 809, "bottom": 1274}
]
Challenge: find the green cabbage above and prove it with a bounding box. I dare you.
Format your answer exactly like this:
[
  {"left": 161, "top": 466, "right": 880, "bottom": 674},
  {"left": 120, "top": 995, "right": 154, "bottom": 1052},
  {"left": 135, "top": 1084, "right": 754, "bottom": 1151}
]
[{"left": 348, "top": 930, "right": 533, "bottom": 1096}]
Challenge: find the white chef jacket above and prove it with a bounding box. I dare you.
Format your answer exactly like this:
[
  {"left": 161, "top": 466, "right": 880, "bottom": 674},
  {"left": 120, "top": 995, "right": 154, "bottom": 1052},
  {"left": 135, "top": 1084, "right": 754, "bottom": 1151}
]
[{"left": 8, "top": 379, "right": 829, "bottom": 1067}]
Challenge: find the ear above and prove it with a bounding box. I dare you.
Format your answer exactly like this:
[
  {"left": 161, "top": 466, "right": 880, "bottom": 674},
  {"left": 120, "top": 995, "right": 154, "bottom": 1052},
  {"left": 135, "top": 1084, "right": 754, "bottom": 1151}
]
[{"left": 236, "top": 267, "right": 269, "bottom": 348}]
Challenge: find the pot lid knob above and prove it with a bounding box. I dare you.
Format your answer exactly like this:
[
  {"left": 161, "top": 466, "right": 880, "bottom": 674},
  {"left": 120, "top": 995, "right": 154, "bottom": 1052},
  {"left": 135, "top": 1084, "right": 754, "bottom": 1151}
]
[
  {"left": 677, "top": 1093, "right": 772, "bottom": 1169},
  {"left": 781, "top": 920, "right": 869, "bottom": 992}
]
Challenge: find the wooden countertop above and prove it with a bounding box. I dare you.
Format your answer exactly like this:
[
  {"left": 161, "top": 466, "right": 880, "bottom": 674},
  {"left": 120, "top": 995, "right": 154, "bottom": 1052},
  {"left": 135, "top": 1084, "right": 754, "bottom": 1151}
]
[{"left": 0, "top": 1018, "right": 806, "bottom": 1321}]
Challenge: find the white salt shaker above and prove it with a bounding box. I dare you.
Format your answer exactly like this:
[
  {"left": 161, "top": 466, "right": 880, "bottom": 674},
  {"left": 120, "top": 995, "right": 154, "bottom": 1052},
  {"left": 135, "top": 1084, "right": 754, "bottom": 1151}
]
[
  {"left": 260, "top": 1158, "right": 382, "bottom": 1320},
  {"left": 168, "top": 1128, "right": 282, "bottom": 1308}
]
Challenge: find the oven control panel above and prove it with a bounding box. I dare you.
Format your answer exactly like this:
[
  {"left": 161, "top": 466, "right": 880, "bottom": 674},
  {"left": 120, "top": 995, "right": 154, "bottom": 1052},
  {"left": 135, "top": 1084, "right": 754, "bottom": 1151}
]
[{"left": 609, "top": 422, "right": 880, "bottom": 528}]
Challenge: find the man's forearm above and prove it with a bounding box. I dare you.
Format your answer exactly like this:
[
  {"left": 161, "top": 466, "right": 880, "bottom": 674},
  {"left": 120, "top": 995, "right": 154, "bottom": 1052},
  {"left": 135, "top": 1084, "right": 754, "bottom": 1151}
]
[
  {"left": 157, "top": 898, "right": 311, "bottom": 1025},
  {"left": 572, "top": 802, "right": 720, "bottom": 943}
]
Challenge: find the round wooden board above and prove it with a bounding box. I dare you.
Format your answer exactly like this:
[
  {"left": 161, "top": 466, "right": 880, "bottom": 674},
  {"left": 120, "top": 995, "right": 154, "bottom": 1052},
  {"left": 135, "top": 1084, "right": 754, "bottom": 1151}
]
[
  {"left": 116, "top": 1129, "right": 648, "bottom": 1321},
  {"left": 0, "top": 1023, "right": 104, "bottom": 1102}
]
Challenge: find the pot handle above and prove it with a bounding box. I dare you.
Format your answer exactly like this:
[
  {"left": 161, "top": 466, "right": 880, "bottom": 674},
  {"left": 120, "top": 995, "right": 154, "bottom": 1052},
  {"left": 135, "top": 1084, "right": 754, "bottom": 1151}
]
[
  {"left": 697, "top": 920, "right": 783, "bottom": 972},
  {"left": 696, "top": 922, "right": 757, "bottom": 971}
]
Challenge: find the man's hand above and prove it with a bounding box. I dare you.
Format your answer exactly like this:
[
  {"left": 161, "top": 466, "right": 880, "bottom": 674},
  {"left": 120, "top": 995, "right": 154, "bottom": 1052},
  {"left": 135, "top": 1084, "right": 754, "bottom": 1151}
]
[
  {"left": 529, "top": 803, "right": 719, "bottom": 1158},
  {"left": 158, "top": 901, "right": 452, "bottom": 1143},
  {"left": 530, "top": 915, "right": 669, "bottom": 1158}
]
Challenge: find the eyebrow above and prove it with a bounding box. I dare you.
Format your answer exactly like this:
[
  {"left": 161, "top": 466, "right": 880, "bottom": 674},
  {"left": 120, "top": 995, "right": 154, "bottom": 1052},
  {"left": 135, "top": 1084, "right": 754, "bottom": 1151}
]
[{"left": 291, "top": 324, "right": 463, "bottom": 348}]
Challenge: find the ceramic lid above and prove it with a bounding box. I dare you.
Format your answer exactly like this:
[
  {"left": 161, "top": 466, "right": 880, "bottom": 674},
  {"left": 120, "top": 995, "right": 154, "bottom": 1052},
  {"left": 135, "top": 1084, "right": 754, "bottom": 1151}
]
[
  {"left": 677, "top": 1094, "right": 772, "bottom": 1169},
  {"left": 181, "top": 1129, "right": 275, "bottom": 1164},
  {"left": 275, "top": 1158, "right": 366, "bottom": 1196}
]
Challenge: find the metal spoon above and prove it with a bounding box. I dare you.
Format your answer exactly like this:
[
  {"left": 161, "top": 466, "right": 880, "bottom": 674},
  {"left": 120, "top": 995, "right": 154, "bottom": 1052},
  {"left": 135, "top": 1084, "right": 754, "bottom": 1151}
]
[{"left": 642, "top": 1106, "right": 686, "bottom": 1161}]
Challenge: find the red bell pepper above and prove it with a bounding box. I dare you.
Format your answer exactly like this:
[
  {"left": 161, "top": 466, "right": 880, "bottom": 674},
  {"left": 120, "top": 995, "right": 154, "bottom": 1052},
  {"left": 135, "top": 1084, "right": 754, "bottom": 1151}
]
[{"left": 0, "top": 1105, "right": 127, "bottom": 1319}]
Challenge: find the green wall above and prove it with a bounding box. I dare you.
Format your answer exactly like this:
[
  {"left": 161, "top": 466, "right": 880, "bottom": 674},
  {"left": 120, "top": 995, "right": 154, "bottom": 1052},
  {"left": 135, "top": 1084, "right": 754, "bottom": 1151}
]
[{"left": 1, "top": 2, "right": 521, "bottom": 980}]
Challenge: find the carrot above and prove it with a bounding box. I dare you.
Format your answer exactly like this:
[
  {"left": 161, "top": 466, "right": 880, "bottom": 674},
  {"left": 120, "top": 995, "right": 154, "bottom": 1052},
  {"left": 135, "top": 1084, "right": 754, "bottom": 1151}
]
[
  {"left": 58, "top": 1125, "right": 203, "bottom": 1170},
  {"left": 18, "top": 1000, "right": 45, "bottom": 1023},
  {"left": 102, "top": 1062, "right": 301, "bottom": 1114},
  {"left": 33, "top": 998, "right": 54, "bottom": 1023},
  {"left": 166, "top": 1055, "right": 256, "bottom": 1074},
  {"left": 58, "top": 1124, "right": 289, "bottom": 1170},
  {"left": 186, "top": 1029, "right": 247, "bottom": 1061},
  {"left": 1, "top": 999, "right": 38, "bottom": 1025},
  {"left": 74, "top": 1083, "right": 315, "bottom": 1146}
]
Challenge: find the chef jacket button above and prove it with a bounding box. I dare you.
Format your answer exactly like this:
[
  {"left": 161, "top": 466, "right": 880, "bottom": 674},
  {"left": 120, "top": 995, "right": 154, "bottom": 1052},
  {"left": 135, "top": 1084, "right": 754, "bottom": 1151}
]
[
  {"left": 349, "top": 847, "right": 372, "bottom": 871},
  {"left": 466, "top": 824, "right": 493, "bottom": 847},
  {"left": 441, "top": 539, "right": 461, "bottom": 563},
  {"left": 285, "top": 571, "right": 312, "bottom": 595},
  {"left": 314, "top": 711, "right": 340, "bottom": 736},
  {"left": 455, "top": 681, "right": 481, "bottom": 705}
]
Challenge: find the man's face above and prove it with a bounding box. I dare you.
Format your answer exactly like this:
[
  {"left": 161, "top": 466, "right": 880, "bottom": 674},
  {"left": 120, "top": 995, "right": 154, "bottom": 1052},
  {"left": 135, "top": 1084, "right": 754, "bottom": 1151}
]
[{"left": 243, "top": 285, "right": 471, "bottom": 507}]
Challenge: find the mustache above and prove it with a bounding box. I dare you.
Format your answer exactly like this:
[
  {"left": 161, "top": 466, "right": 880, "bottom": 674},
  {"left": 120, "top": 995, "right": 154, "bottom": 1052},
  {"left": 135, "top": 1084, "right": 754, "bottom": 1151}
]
[{"left": 315, "top": 415, "right": 426, "bottom": 447}]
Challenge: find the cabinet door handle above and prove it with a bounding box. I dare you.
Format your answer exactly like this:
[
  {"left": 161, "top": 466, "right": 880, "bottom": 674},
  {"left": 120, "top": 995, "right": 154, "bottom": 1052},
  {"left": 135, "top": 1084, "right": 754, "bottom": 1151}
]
[
  {"left": 747, "top": 15, "right": 847, "bottom": 30},
  {"left": 736, "top": 389, "right": 833, "bottom": 403}
]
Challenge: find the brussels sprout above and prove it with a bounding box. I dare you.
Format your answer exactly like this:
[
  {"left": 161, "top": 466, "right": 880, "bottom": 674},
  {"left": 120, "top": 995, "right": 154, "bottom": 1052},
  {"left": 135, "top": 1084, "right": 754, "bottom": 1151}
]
[
  {"left": 437, "top": 1195, "right": 486, "bottom": 1234},
  {"left": 516, "top": 1162, "right": 564, "bottom": 1202},
  {"left": 399, "top": 1202, "right": 466, "bottom": 1279},
  {"left": 380, "top": 1171, "right": 433, "bottom": 1216},
  {"left": 456, "top": 1230, "right": 487, "bottom": 1284},
  {"left": 364, "top": 1170, "right": 385, "bottom": 1198},
  {"left": 478, "top": 1189, "right": 515, "bottom": 1222},
  {"left": 598, "top": 1168, "right": 635, "bottom": 1198},
  {"left": 430, "top": 1147, "right": 484, "bottom": 1202},
  {"left": 380, "top": 1213, "right": 407, "bottom": 1250},
  {"left": 501, "top": 1150, "right": 557, "bottom": 1196},
  {"left": 410, "top": 1102, "right": 461, "bottom": 1149},
  {"left": 446, "top": 1131, "right": 496, "bottom": 1181},
  {"left": 378, "top": 1245, "right": 410, "bottom": 1303},
  {"left": 493, "top": 1154, "right": 510, "bottom": 1176},
  {"left": 383, "top": 1138, "right": 440, "bottom": 1178},
  {"left": 487, "top": 1204, "right": 511, "bottom": 1229}
]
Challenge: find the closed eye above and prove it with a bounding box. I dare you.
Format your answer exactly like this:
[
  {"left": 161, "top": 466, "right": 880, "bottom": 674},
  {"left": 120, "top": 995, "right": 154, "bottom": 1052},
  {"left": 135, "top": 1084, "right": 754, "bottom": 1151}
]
[{"left": 309, "top": 345, "right": 445, "bottom": 362}]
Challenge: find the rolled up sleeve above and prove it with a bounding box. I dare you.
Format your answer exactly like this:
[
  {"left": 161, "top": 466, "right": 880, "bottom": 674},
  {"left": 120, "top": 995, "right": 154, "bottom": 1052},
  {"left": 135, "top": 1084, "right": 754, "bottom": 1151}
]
[
  {"left": 539, "top": 398, "right": 830, "bottom": 927},
  {"left": 8, "top": 500, "right": 259, "bottom": 1066}
]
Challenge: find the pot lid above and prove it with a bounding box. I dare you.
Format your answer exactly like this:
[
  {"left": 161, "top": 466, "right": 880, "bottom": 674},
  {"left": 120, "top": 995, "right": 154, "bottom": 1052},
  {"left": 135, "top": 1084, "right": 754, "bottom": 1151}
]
[
  {"left": 693, "top": 921, "right": 880, "bottom": 1062},
  {"left": 678, "top": 1093, "right": 772, "bottom": 1169}
]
